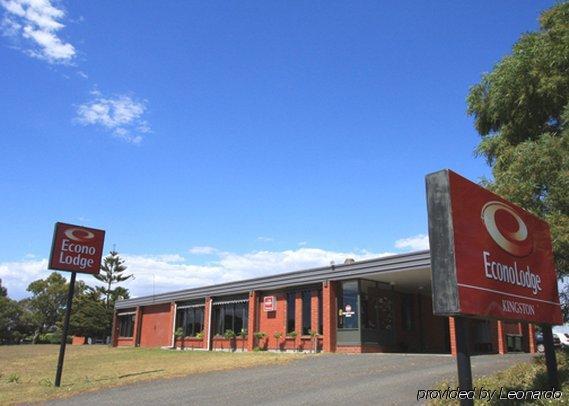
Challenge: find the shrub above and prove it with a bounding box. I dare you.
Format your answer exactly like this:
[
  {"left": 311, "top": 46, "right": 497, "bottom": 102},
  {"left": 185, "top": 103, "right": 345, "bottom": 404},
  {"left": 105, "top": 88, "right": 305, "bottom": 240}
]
[
  {"left": 254, "top": 331, "right": 267, "bottom": 340},
  {"left": 174, "top": 327, "right": 185, "bottom": 339},
  {"left": 224, "top": 329, "right": 236, "bottom": 339},
  {"left": 7, "top": 373, "right": 19, "bottom": 384},
  {"left": 195, "top": 331, "right": 204, "bottom": 339},
  {"left": 287, "top": 331, "right": 297, "bottom": 338},
  {"left": 429, "top": 349, "right": 569, "bottom": 405}
]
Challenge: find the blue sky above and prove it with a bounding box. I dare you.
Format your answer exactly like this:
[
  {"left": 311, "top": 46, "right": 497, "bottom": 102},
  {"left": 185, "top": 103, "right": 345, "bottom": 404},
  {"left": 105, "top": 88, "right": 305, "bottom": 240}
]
[{"left": 0, "top": 0, "right": 557, "bottom": 299}]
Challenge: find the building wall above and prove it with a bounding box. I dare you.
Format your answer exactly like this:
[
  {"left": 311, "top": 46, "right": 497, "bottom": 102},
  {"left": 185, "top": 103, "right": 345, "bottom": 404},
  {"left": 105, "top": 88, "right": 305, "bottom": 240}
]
[
  {"left": 258, "top": 292, "right": 287, "bottom": 349},
  {"left": 113, "top": 282, "right": 535, "bottom": 356},
  {"left": 392, "top": 292, "right": 448, "bottom": 353},
  {"left": 255, "top": 289, "right": 322, "bottom": 351},
  {"left": 139, "top": 303, "right": 173, "bottom": 348}
]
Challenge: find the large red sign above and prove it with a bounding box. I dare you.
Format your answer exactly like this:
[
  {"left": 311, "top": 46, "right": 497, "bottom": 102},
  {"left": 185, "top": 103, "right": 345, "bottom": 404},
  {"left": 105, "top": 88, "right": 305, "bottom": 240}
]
[
  {"left": 49, "top": 222, "right": 105, "bottom": 275},
  {"left": 427, "top": 170, "right": 562, "bottom": 324}
]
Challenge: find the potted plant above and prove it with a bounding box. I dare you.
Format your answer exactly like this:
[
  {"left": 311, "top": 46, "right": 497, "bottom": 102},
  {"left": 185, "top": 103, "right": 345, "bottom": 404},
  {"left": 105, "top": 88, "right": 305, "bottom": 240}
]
[
  {"left": 174, "top": 327, "right": 184, "bottom": 350},
  {"left": 254, "top": 331, "right": 267, "bottom": 350},
  {"left": 274, "top": 331, "right": 283, "bottom": 351},
  {"left": 238, "top": 329, "right": 247, "bottom": 351},
  {"left": 286, "top": 331, "right": 297, "bottom": 351},
  {"left": 195, "top": 331, "right": 204, "bottom": 340},
  {"left": 224, "top": 329, "right": 237, "bottom": 351}
]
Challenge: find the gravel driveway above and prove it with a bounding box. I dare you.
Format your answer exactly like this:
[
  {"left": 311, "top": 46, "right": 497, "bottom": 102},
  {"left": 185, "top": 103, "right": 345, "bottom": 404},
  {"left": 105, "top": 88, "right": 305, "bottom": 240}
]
[{"left": 49, "top": 353, "right": 533, "bottom": 406}]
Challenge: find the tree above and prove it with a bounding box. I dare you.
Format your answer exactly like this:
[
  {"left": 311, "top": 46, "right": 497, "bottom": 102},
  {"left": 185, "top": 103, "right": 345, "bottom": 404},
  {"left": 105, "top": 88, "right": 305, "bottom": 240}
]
[
  {"left": 0, "top": 278, "right": 7, "bottom": 297},
  {"left": 467, "top": 3, "right": 569, "bottom": 282},
  {"left": 95, "top": 251, "right": 133, "bottom": 308},
  {"left": 69, "top": 289, "right": 111, "bottom": 338},
  {"left": 26, "top": 272, "right": 69, "bottom": 340},
  {"left": 0, "top": 296, "right": 21, "bottom": 343}
]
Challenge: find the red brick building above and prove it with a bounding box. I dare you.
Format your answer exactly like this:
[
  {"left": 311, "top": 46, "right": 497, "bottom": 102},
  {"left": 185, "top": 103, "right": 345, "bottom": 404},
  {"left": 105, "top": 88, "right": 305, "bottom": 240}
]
[{"left": 113, "top": 250, "right": 536, "bottom": 355}]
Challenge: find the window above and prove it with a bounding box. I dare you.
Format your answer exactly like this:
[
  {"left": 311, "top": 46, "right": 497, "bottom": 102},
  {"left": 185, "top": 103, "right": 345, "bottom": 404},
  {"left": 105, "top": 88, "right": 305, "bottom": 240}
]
[
  {"left": 212, "top": 302, "right": 248, "bottom": 335},
  {"left": 401, "top": 294, "right": 414, "bottom": 331},
  {"left": 337, "top": 280, "right": 358, "bottom": 329},
  {"left": 118, "top": 314, "right": 134, "bottom": 337},
  {"left": 286, "top": 293, "right": 296, "bottom": 334},
  {"left": 302, "top": 291, "right": 312, "bottom": 335},
  {"left": 360, "top": 280, "right": 376, "bottom": 329},
  {"left": 176, "top": 306, "right": 204, "bottom": 337}
]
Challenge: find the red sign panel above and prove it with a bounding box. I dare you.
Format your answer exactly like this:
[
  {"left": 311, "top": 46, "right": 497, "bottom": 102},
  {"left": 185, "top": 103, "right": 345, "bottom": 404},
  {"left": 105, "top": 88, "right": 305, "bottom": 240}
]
[
  {"left": 427, "top": 170, "right": 562, "bottom": 325},
  {"left": 49, "top": 222, "right": 105, "bottom": 275},
  {"left": 263, "top": 296, "right": 276, "bottom": 312}
]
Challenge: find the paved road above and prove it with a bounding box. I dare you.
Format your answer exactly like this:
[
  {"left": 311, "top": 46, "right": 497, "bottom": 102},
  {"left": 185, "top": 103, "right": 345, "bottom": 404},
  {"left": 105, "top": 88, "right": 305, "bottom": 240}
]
[{"left": 50, "top": 353, "right": 532, "bottom": 406}]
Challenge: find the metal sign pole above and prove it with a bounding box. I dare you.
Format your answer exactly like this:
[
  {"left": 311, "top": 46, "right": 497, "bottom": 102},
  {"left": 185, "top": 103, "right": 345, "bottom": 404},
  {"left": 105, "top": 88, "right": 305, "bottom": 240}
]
[
  {"left": 54, "top": 271, "right": 76, "bottom": 387},
  {"left": 541, "top": 324, "right": 559, "bottom": 390},
  {"left": 455, "top": 317, "right": 473, "bottom": 406}
]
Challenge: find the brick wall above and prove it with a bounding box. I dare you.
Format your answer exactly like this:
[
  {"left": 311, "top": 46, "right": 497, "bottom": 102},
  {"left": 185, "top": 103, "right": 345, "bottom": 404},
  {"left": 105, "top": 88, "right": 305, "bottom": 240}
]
[
  {"left": 139, "top": 303, "right": 173, "bottom": 348},
  {"left": 323, "top": 281, "right": 337, "bottom": 352},
  {"left": 255, "top": 289, "right": 321, "bottom": 351},
  {"left": 258, "top": 292, "right": 287, "bottom": 349}
]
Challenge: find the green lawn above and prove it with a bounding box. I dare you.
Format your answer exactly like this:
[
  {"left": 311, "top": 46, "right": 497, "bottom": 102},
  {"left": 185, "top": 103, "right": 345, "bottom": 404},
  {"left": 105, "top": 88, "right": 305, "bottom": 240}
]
[{"left": 0, "top": 345, "right": 304, "bottom": 405}]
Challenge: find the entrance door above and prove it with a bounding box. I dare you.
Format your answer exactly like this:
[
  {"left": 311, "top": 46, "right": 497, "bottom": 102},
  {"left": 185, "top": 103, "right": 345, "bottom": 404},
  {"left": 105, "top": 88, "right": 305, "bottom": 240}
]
[{"left": 360, "top": 281, "right": 395, "bottom": 348}]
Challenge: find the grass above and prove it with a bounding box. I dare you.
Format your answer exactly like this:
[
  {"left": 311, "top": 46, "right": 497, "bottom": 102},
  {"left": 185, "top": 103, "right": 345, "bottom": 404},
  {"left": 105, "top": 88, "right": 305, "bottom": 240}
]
[
  {"left": 0, "top": 344, "right": 304, "bottom": 405},
  {"left": 429, "top": 350, "right": 569, "bottom": 405}
]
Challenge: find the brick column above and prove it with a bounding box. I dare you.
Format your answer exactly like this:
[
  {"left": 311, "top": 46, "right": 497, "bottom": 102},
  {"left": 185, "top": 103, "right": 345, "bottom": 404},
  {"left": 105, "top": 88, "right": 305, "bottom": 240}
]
[
  {"left": 111, "top": 311, "right": 119, "bottom": 347},
  {"left": 311, "top": 290, "right": 319, "bottom": 333},
  {"left": 247, "top": 291, "right": 258, "bottom": 351},
  {"left": 311, "top": 290, "right": 319, "bottom": 352},
  {"left": 449, "top": 317, "right": 457, "bottom": 356},
  {"left": 323, "top": 281, "right": 337, "bottom": 353},
  {"left": 134, "top": 306, "right": 143, "bottom": 347},
  {"left": 497, "top": 320, "right": 506, "bottom": 354},
  {"left": 203, "top": 297, "right": 212, "bottom": 350},
  {"left": 295, "top": 292, "right": 303, "bottom": 349},
  {"left": 169, "top": 302, "right": 176, "bottom": 348},
  {"left": 528, "top": 323, "right": 536, "bottom": 353}
]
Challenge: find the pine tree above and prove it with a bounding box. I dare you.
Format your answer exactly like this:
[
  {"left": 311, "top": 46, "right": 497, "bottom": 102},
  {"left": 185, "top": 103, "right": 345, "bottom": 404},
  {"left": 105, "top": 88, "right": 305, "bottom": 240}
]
[{"left": 94, "top": 250, "right": 133, "bottom": 308}]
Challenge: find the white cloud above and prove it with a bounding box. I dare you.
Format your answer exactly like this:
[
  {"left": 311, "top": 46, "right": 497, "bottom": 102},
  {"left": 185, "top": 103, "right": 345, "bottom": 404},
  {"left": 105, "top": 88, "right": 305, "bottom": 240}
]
[
  {"left": 1, "top": 0, "right": 76, "bottom": 64},
  {"left": 0, "top": 247, "right": 394, "bottom": 300},
  {"left": 394, "top": 234, "right": 430, "bottom": 251},
  {"left": 189, "top": 246, "right": 217, "bottom": 255},
  {"left": 76, "top": 92, "right": 150, "bottom": 144},
  {"left": 257, "top": 236, "right": 274, "bottom": 242}
]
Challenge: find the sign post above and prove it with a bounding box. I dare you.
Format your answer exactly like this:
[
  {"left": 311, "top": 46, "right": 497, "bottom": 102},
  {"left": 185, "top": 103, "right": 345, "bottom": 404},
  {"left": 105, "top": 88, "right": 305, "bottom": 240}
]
[
  {"left": 54, "top": 271, "right": 76, "bottom": 387},
  {"left": 426, "top": 170, "right": 562, "bottom": 402},
  {"left": 48, "top": 222, "right": 105, "bottom": 387}
]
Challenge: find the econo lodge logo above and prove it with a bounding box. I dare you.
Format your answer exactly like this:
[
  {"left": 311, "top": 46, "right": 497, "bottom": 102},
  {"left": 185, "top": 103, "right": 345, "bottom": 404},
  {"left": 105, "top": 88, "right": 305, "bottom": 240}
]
[
  {"left": 481, "top": 201, "right": 533, "bottom": 257},
  {"left": 64, "top": 228, "right": 95, "bottom": 242}
]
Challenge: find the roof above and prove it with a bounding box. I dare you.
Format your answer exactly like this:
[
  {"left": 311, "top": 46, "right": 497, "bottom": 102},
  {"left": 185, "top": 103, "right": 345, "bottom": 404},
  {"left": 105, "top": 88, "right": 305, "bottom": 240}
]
[{"left": 115, "top": 250, "right": 431, "bottom": 309}]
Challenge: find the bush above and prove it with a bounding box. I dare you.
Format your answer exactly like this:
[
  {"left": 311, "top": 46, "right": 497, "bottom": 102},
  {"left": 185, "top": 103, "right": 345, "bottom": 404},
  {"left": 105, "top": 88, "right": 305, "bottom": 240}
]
[
  {"left": 429, "top": 349, "right": 569, "bottom": 405},
  {"left": 7, "top": 373, "right": 19, "bottom": 383},
  {"left": 224, "top": 329, "right": 236, "bottom": 339}
]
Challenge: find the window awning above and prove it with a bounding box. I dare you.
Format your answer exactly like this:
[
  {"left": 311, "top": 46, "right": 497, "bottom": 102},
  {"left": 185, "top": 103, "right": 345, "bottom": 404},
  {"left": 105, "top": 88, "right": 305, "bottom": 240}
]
[
  {"left": 177, "top": 303, "right": 205, "bottom": 309},
  {"left": 212, "top": 298, "right": 248, "bottom": 305},
  {"left": 117, "top": 311, "right": 136, "bottom": 316}
]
